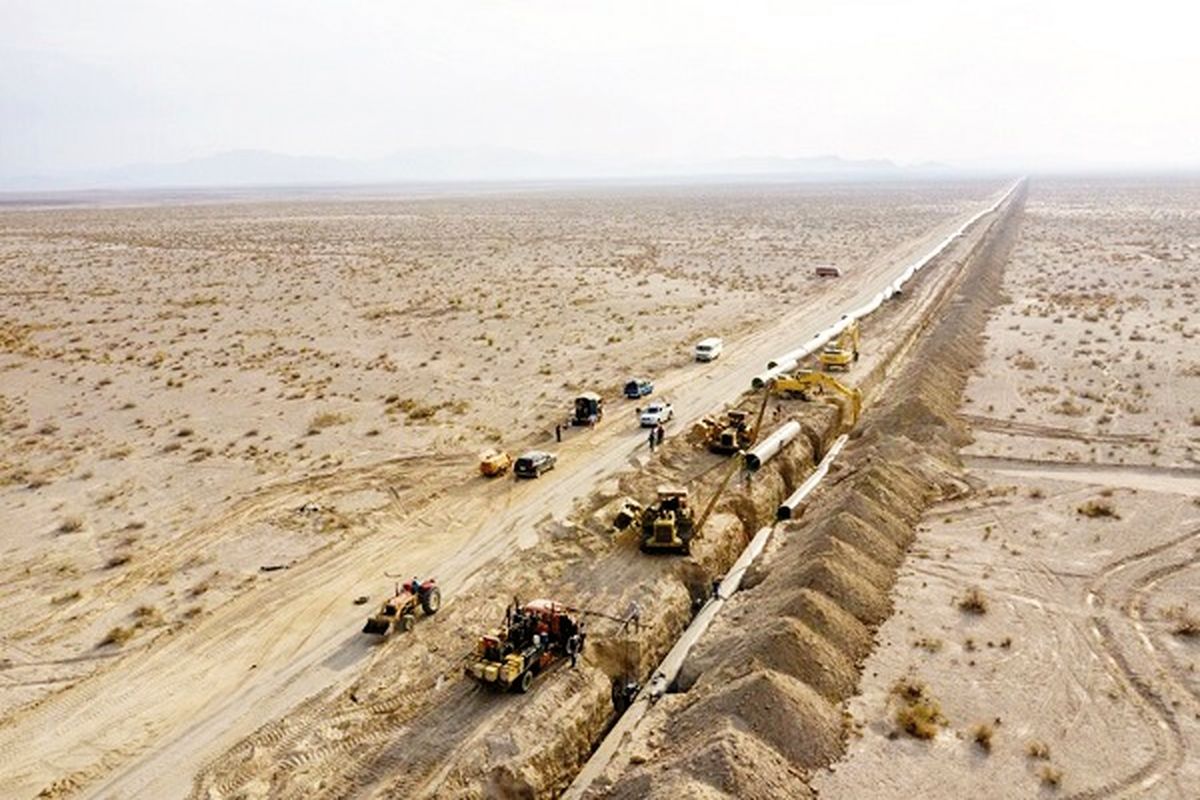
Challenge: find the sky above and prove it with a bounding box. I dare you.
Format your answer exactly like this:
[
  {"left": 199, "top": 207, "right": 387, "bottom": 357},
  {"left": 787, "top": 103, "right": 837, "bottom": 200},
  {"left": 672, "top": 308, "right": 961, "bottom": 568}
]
[{"left": 1, "top": 0, "right": 1198, "bottom": 180}]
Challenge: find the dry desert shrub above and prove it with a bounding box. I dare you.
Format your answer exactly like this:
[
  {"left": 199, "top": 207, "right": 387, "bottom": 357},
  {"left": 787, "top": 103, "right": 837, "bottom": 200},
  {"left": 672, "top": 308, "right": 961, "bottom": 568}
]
[
  {"left": 57, "top": 516, "right": 84, "bottom": 534},
  {"left": 1163, "top": 605, "right": 1199, "bottom": 638},
  {"left": 957, "top": 587, "right": 989, "bottom": 615},
  {"left": 890, "top": 678, "right": 945, "bottom": 740},
  {"left": 99, "top": 626, "right": 134, "bottom": 647},
  {"left": 308, "top": 411, "right": 350, "bottom": 432},
  {"left": 970, "top": 722, "right": 994, "bottom": 753},
  {"left": 1039, "top": 765, "right": 1063, "bottom": 788},
  {"left": 1076, "top": 499, "right": 1120, "bottom": 519},
  {"left": 1012, "top": 353, "right": 1038, "bottom": 370},
  {"left": 1026, "top": 740, "right": 1051, "bottom": 759}
]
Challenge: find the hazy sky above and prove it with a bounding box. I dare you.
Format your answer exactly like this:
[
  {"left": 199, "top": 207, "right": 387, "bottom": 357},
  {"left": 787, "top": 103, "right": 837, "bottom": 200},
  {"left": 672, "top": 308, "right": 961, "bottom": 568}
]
[{"left": 2, "top": 0, "right": 1197, "bottom": 176}]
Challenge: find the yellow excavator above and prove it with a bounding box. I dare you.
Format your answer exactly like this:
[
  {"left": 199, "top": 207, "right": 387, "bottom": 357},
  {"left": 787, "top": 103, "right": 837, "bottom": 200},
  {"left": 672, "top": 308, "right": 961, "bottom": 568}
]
[
  {"left": 818, "top": 320, "right": 860, "bottom": 372},
  {"left": 755, "top": 370, "right": 862, "bottom": 435}
]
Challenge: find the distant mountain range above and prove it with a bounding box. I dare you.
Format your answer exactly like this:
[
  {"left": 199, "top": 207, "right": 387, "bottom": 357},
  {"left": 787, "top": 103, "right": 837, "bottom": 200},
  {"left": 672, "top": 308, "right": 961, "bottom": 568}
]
[{"left": 1, "top": 148, "right": 958, "bottom": 192}]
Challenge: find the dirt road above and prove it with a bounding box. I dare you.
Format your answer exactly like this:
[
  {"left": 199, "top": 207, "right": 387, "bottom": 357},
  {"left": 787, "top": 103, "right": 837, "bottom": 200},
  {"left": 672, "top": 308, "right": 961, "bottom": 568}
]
[{"left": 0, "top": 186, "right": 1012, "bottom": 799}]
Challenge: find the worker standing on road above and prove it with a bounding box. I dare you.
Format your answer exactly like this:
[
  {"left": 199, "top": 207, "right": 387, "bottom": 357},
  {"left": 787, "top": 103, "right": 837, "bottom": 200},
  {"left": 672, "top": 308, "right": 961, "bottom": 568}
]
[
  {"left": 647, "top": 428, "right": 656, "bottom": 452},
  {"left": 555, "top": 423, "right": 562, "bottom": 443},
  {"left": 655, "top": 423, "right": 664, "bottom": 447}
]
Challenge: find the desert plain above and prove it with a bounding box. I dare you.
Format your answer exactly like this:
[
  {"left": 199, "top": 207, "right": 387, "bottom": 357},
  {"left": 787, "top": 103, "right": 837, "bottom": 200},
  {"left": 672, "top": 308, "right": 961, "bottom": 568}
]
[{"left": 0, "top": 176, "right": 1196, "bottom": 799}]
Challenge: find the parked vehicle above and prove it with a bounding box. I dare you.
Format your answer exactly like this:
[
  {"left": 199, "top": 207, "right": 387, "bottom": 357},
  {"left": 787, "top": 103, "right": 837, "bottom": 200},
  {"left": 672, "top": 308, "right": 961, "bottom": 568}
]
[
  {"left": 514, "top": 450, "right": 557, "bottom": 478},
  {"left": 571, "top": 392, "right": 604, "bottom": 426},
  {"left": 694, "top": 337, "right": 723, "bottom": 362},
  {"left": 814, "top": 265, "right": 842, "bottom": 278},
  {"left": 624, "top": 378, "right": 654, "bottom": 399},
  {"left": 640, "top": 401, "right": 674, "bottom": 427},
  {"left": 479, "top": 449, "right": 513, "bottom": 477}
]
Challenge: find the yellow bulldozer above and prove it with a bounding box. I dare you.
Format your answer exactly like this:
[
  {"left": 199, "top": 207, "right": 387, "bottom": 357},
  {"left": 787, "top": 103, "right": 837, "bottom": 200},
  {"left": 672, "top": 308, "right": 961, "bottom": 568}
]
[
  {"left": 616, "top": 451, "right": 744, "bottom": 555},
  {"left": 702, "top": 408, "right": 755, "bottom": 455},
  {"left": 818, "top": 319, "right": 860, "bottom": 372}
]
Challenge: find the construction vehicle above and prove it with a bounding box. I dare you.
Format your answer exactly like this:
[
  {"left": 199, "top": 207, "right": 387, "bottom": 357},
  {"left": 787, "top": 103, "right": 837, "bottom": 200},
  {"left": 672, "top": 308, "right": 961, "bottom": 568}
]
[
  {"left": 705, "top": 408, "right": 755, "bottom": 454},
  {"left": 572, "top": 392, "right": 603, "bottom": 426},
  {"left": 769, "top": 370, "right": 862, "bottom": 433},
  {"left": 818, "top": 320, "right": 860, "bottom": 372},
  {"left": 465, "top": 598, "right": 585, "bottom": 693},
  {"left": 617, "top": 453, "right": 744, "bottom": 555},
  {"left": 479, "top": 449, "right": 513, "bottom": 477},
  {"left": 362, "top": 577, "right": 441, "bottom": 635}
]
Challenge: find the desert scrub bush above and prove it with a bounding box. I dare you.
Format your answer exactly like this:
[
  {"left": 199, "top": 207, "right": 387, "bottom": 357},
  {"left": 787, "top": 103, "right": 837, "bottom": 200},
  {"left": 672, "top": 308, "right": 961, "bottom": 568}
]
[
  {"left": 99, "top": 626, "right": 134, "bottom": 647},
  {"left": 105, "top": 553, "right": 132, "bottom": 569},
  {"left": 1077, "top": 499, "right": 1120, "bottom": 519},
  {"left": 57, "top": 516, "right": 84, "bottom": 534},
  {"left": 957, "top": 587, "right": 989, "bottom": 615},
  {"left": 308, "top": 411, "right": 350, "bottom": 432},
  {"left": 1039, "top": 765, "right": 1063, "bottom": 788},
  {"left": 1012, "top": 353, "right": 1038, "bottom": 370},
  {"left": 913, "top": 636, "right": 944, "bottom": 652},
  {"left": 1163, "top": 605, "right": 1199, "bottom": 638},
  {"left": 970, "top": 722, "right": 994, "bottom": 753},
  {"left": 1026, "top": 740, "right": 1051, "bottom": 759},
  {"left": 890, "top": 678, "right": 945, "bottom": 740}
]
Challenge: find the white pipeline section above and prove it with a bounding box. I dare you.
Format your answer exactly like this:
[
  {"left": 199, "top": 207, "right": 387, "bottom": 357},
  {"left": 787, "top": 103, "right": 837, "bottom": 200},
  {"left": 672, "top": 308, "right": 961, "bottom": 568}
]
[
  {"left": 564, "top": 436, "right": 851, "bottom": 800},
  {"left": 752, "top": 179, "right": 1022, "bottom": 389},
  {"left": 777, "top": 434, "right": 848, "bottom": 519},
  {"left": 744, "top": 420, "right": 802, "bottom": 471}
]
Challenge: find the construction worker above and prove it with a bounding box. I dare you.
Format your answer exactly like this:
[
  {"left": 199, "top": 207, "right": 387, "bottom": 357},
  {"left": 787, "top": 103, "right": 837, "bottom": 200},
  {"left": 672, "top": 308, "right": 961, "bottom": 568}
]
[
  {"left": 567, "top": 634, "right": 580, "bottom": 667},
  {"left": 411, "top": 576, "right": 421, "bottom": 595},
  {"left": 655, "top": 423, "right": 664, "bottom": 447},
  {"left": 555, "top": 423, "right": 562, "bottom": 442},
  {"left": 647, "top": 428, "right": 656, "bottom": 452}
]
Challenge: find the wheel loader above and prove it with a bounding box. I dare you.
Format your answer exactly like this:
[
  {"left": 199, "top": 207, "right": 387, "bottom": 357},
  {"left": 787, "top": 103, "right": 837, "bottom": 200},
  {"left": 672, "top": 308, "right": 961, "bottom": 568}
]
[
  {"left": 818, "top": 319, "right": 860, "bottom": 372},
  {"left": 362, "top": 578, "right": 441, "bottom": 635},
  {"left": 465, "top": 598, "right": 585, "bottom": 693}
]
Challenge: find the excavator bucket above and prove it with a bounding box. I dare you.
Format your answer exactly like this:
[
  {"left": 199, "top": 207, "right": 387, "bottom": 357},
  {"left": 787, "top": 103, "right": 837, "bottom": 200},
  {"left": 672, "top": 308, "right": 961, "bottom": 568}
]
[{"left": 362, "top": 617, "right": 392, "bottom": 635}]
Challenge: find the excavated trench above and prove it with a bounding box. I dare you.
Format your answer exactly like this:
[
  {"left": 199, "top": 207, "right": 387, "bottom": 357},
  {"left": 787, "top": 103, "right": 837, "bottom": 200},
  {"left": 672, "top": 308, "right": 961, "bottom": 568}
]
[
  {"left": 187, "top": 186, "right": 1025, "bottom": 800},
  {"left": 577, "top": 185, "right": 1027, "bottom": 799},
  {"left": 440, "top": 187, "right": 1028, "bottom": 799}
]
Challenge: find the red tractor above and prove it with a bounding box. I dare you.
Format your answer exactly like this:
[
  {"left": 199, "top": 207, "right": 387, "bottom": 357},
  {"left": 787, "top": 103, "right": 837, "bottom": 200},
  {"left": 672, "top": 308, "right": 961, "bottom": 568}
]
[{"left": 362, "top": 578, "right": 441, "bottom": 635}]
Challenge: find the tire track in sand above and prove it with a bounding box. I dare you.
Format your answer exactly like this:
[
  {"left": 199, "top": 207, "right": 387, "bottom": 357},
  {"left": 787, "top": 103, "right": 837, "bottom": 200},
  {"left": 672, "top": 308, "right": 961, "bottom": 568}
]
[{"left": 1067, "top": 526, "right": 1200, "bottom": 799}]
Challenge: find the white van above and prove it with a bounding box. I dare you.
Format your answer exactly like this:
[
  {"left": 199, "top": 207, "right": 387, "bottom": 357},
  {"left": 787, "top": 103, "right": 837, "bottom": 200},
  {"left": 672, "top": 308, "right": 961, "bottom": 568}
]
[{"left": 694, "top": 337, "right": 724, "bottom": 362}]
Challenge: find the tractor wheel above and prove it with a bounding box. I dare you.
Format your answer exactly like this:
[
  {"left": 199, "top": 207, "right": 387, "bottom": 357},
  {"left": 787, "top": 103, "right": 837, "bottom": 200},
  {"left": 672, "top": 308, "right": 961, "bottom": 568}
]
[
  {"left": 422, "top": 587, "right": 442, "bottom": 615},
  {"left": 516, "top": 670, "right": 533, "bottom": 693},
  {"left": 399, "top": 614, "right": 416, "bottom": 633}
]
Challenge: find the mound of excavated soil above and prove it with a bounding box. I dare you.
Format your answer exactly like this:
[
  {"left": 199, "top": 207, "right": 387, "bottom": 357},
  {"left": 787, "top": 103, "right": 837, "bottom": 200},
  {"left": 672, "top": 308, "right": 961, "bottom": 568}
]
[
  {"left": 597, "top": 186, "right": 1025, "bottom": 798},
  {"left": 672, "top": 668, "right": 843, "bottom": 767},
  {"left": 608, "top": 727, "right": 815, "bottom": 800},
  {"left": 677, "top": 615, "right": 858, "bottom": 702}
]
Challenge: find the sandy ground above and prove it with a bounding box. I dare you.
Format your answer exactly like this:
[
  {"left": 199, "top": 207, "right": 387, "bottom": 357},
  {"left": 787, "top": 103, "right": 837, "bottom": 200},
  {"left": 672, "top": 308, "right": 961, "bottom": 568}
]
[
  {"left": 0, "top": 180, "right": 1004, "bottom": 797},
  {"left": 814, "top": 178, "right": 1200, "bottom": 798}
]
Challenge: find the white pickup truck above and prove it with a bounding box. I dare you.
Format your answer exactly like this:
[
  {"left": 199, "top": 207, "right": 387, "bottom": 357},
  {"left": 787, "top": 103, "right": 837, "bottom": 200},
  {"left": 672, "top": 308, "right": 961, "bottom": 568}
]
[{"left": 639, "top": 401, "right": 674, "bottom": 427}]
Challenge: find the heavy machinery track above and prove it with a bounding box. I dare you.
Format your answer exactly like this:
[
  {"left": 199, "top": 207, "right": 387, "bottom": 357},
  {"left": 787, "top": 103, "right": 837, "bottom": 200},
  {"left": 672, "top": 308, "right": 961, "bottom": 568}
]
[{"left": 1069, "top": 527, "right": 1200, "bottom": 798}]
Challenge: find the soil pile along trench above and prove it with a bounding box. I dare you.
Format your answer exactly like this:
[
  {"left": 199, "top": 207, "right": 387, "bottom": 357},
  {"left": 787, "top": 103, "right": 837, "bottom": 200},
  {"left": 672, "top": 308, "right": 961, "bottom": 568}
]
[
  {"left": 183, "top": 186, "right": 1023, "bottom": 800},
  {"left": 577, "top": 185, "right": 1027, "bottom": 799}
]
